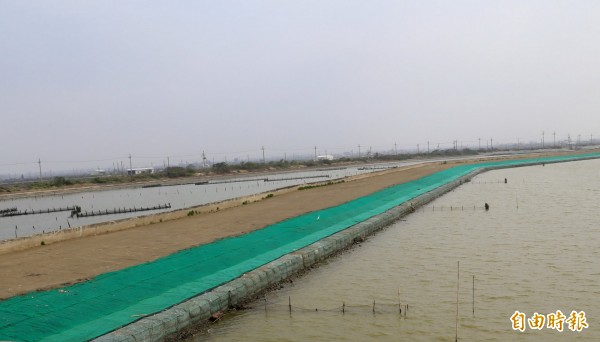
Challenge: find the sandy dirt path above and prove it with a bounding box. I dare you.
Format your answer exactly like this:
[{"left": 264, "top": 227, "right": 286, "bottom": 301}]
[
  {"left": 0, "top": 162, "right": 453, "bottom": 299},
  {"left": 1, "top": 150, "right": 595, "bottom": 300}
]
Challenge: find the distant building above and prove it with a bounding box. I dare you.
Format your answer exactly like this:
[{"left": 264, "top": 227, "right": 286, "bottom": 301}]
[
  {"left": 127, "top": 167, "right": 154, "bottom": 176},
  {"left": 92, "top": 169, "right": 107, "bottom": 176},
  {"left": 317, "top": 154, "right": 334, "bottom": 161}
]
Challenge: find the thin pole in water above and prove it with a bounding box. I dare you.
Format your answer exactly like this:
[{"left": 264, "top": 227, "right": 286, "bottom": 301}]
[
  {"left": 398, "top": 288, "right": 401, "bottom": 315},
  {"left": 455, "top": 261, "right": 460, "bottom": 342},
  {"left": 472, "top": 275, "right": 475, "bottom": 317}
]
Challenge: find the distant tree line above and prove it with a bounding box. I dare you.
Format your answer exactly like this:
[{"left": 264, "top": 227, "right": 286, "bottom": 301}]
[{"left": 0, "top": 148, "right": 480, "bottom": 193}]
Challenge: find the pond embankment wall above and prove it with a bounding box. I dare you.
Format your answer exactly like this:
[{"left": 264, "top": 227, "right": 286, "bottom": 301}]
[{"left": 95, "top": 167, "right": 488, "bottom": 341}]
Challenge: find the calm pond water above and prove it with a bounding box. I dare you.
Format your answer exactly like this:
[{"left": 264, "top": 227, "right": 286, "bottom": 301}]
[
  {"left": 194, "top": 159, "right": 600, "bottom": 341},
  {"left": 0, "top": 162, "right": 424, "bottom": 241}
]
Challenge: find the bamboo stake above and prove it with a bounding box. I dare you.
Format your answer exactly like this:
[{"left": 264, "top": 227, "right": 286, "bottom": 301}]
[{"left": 455, "top": 261, "right": 460, "bottom": 342}]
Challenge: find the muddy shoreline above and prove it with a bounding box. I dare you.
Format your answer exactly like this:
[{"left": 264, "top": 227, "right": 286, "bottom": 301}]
[{"left": 0, "top": 161, "right": 379, "bottom": 201}]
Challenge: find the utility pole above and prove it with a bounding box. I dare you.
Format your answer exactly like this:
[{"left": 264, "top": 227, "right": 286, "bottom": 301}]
[
  {"left": 478, "top": 137, "right": 481, "bottom": 150},
  {"left": 128, "top": 154, "right": 132, "bottom": 176},
  {"left": 202, "top": 151, "right": 207, "bottom": 168},
  {"left": 261, "top": 146, "right": 265, "bottom": 163},
  {"left": 394, "top": 142, "right": 397, "bottom": 155},
  {"left": 490, "top": 138, "right": 493, "bottom": 150},
  {"left": 167, "top": 156, "right": 170, "bottom": 168},
  {"left": 37, "top": 158, "right": 42, "bottom": 179},
  {"left": 358, "top": 144, "right": 361, "bottom": 158},
  {"left": 553, "top": 131, "right": 556, "bottom": 147},
  {"left": 314, "top": 146, "right": 317, "bottom": 161},
  {"left": 542, "top": 131, "right": 545, "bottom": 148},
  {"left": 427, "top": 140, "right": 430, "bottom": 153}
]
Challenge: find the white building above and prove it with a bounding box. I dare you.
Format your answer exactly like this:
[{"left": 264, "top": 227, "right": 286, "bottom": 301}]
[
  {"left": 126, "top": 167, "right": 154, "bottom": 176},
  {"left": 317, "top": 154, "right": 334, "bottom": 161}
]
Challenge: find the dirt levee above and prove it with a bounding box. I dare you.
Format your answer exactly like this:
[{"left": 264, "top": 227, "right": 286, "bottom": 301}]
[{"left": 0, "top": 162, "right": 449, "bottom": 299}]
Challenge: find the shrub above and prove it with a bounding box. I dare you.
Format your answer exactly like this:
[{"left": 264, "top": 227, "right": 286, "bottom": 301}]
[
  {"left": 212, "top": 162, "right": 230, "bottom": 174},
  {"left": 92, "top": 177, "right": 108, "bottom": 184},
  {"left": 165, "top": 167, "right": 194, "bottom": 178},
  {"left": 52, "top": 176, "right": 73, "bottom": 186}
]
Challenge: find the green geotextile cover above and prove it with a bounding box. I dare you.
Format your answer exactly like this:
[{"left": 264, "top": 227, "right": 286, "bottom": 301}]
[{"left": 1, "top": 152, "right": 598, "bottom": 341}]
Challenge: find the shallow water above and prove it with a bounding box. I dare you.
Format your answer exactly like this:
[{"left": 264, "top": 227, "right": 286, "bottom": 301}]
[
  {"left": 194, "top": 159, "right": 600, "bottom": 341},
  {"left": 0, "top": 165, "right": 408, "bottom": 240}
]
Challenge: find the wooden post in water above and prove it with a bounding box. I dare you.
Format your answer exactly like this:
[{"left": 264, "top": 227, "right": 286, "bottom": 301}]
[
  {"left": 455, "top": 261, "right": 460, "bottom": 342},
  {"left": 398, "top": 288, "right": 401, "bottom": 315},
  {"left": 373, "top": 300, "right": 376, "bottom": 314},
  {"left": 472, "top": 275, "right": 475, "bottom": 317},
  {"left": 289, "top": 296, "right": 292, "bottom": 314}
]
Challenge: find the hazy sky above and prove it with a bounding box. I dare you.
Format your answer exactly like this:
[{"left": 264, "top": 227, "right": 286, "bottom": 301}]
[{"left": 1, "top": 1, "right": 600, "bottom": 175}]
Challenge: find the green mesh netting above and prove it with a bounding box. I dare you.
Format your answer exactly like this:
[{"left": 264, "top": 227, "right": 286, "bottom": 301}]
[{"left": 1, "top": 153, "right": 598, "bottom": 341}]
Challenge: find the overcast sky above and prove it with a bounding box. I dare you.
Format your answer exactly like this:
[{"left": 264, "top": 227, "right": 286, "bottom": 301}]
[{"left": 1, "top": 1, "right": 599, "bottom": 176}]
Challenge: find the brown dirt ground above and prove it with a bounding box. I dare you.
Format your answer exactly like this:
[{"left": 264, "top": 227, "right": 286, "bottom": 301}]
[
  {"left": 0, "top": 162, "right": 450, "bottom": 299},
  {"left": 0, "top": 150, "right": 594, "bottom": 300}
]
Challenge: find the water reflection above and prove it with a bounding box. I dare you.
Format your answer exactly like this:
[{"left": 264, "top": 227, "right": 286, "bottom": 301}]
[
  {"left": 0, "top": 163, "right": 413, "bottom": 240},
  {"left": 195, "top": 159, "right": 600, "bottom": 341}
]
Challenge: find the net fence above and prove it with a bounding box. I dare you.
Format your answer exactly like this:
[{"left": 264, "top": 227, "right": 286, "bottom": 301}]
[{"left": 0, "top": 152, "right": 598, "bottom": 341}]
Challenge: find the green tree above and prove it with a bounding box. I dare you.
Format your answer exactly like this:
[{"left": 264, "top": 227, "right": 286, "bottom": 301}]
[{"left": 212, "top": 162, "right": 230, "bottom": 174}]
